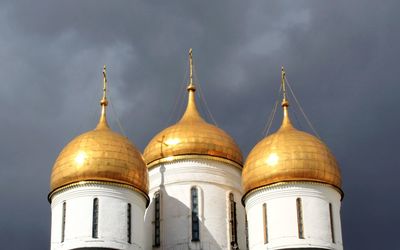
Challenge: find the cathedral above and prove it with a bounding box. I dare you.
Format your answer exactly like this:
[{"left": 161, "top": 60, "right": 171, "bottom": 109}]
[{"left": 48, "top": 50, "right": 343, "bottom": 250}]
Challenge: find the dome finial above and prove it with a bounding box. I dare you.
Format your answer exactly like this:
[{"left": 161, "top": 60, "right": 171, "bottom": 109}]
[
  {"left": 188, "top": 48, "right": 196, "bottom": 92},
  {"left": 96, "top": 65, "right": 109, "bottom": 129},
  {"left": 179, "top": 49, "right": 203, "bottom": 122},
  {"left": 280, "top": 66, "right": 292, "bottom": 129},
  {"left": 281, "top": 66, "right": 288, "bottom": 107}
]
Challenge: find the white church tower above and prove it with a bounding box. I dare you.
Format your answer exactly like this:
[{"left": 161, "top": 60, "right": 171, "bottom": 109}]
[
  {"left": 143, "top": 49, "right": 247, "bottom": 249},
  {"left": 48, "top": 66, "right": 149, "bottom": 250},
  {"left": 242, "top": 68, "right": 344, "bottom": 250}
]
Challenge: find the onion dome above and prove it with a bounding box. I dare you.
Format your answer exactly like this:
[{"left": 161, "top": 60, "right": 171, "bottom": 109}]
[
  {"left": 143, "top": 49, "right": 243, "bottom": 168},
  {"left": 242, "top": 67, "right": 342, "bottom": 196},
  {"left": 49, "top": 66, "right": 149, "bottom": 199}
]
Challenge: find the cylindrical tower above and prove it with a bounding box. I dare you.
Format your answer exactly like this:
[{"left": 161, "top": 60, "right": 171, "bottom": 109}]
[
  {"left": 49, "top": 67, "right": 149, "bottom": 250},
  {"left": 242, "top": 68, "right": 343, "bottom": 250},
  {"left": 143, "top": 49, "right": 246, "bottom": 250}
]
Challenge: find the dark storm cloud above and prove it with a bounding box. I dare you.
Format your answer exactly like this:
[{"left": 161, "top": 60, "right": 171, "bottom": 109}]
[{"left": 0, "top": 1, "right": 398, "bottom": 249}]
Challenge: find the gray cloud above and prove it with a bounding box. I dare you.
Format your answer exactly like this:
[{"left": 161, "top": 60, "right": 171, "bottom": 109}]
[{"left": 0, "top": 1, "right": 398, "bottom": 249}]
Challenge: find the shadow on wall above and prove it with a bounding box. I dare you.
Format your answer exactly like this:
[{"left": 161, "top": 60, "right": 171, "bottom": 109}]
[{"left": 144, "top": 164, "right": 222, "bottom": 250}]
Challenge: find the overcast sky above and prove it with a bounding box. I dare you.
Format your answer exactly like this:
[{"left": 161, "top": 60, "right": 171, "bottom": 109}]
[{"left": 0, "top": 1, "right": 398, "bottom": 249}]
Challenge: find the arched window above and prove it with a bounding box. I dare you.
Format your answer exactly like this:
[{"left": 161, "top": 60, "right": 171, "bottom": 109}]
[
  {"left": 154, "top": 192, "right": 161, "bottom": 247},
  {"left": 191, "top": 187, "right": 200, "bottom": 241},
  {"left": 329, "top": 203, "right": 335, "bottom": 243},
  {"left": 263, "top": 203, "right": 268, "bottom": 244},
  {"left": 127, "top": 203, "right": 132, "bottom": 244},
  {"left": 296, "top": 198, "right": 304, "bottom": 239},
  {"left": 229, "top": 193, "right": 238, "bottom": 249},
  {"left": 92, "top": 198, "right": 99, "bottom": 238},
  {"left": 61, "top": 201, "right": 66, "bottom": 243}
]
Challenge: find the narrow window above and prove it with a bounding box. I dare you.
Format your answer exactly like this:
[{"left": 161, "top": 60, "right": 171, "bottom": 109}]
[
  {"left": 61, "top": 201, "right": 66, "bottom": 243},
  {"left": 245, "top": 213, "right": 249, "bottom": 250},
  {"left": 92, "top": 198, "right": 99, "bottom": 238},
  {"left": 263, "top": 203, "right": 268, "bottom": 244},
  {"left": 329, "top": 203, "right": 335, "bottom": 243},
  {"left": 154, "top": 192, "right": 161, "bottom": 247},
  {"left": 191, "top": 187, "right": 200, "bottom": 241},
  {"left": 296, "top": 198, "right": 304, "bottom": 239},
  {"left": 127, "top": 203, "right": 132, "bottom": 244},
  {"left": 229, "top": 193, "right": 238, "bottom": 249}
]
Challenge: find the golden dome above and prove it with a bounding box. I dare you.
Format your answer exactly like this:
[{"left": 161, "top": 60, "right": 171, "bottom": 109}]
[
  {"left": 242, "top": 68, "right": 342, "bottom": 196},
  {"left": 143, "top": 49, "right": 243, "bottom": 168},
  {"left": 49, "top": 66, "right": 149, "bottom": 198}
]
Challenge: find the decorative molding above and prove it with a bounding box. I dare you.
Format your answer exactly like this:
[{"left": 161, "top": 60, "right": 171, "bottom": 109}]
[
  {"left": 49, "top": 180, "right": 149, "bottom": 206},
  {"left": 244, "top": 182, "right": 341, "bottom": 209},
  {"left": 147, "top": 154, "right": 243, "bottom": 170}
]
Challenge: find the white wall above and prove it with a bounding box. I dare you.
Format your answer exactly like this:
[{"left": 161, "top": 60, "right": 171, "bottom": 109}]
[
  {"left": 144, "top": 159, "right": 246, "bottom": 250},
  {"left": 244, "top": 182, "right": 343, "bottom": 250},
  {"left": 50, "top": 183, "right": 147, "bottom": 250}
]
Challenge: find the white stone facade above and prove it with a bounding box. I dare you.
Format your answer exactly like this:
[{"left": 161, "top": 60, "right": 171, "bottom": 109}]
[
  {"left": 144, "top": 158, "right": 246, "bottom": 250},
  {"left": 244, "top": 182, "right": 343, "bottom": 250},
  {"left": 48, "top": 164, "right": 344, "bottom": 250},
  {"left": 50, "top": 183, "right": 148, "bottom": 250}
]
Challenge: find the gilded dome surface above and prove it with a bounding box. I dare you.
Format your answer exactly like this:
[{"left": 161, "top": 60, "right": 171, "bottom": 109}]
[
  {"left": 50, "top": 123, "right": 149, "bottom": 195},
  {"left": 50, "top": 67, "right": 148, "bottom": 197},
  {"left": 143, "top": 50, "right": 243, "bottom": 168},
  {"left": 242, "top": 106, "right": 342, "bottom": 195},
  {"left": 143, "top": 86, "right": 243, "bottom": 168}
]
